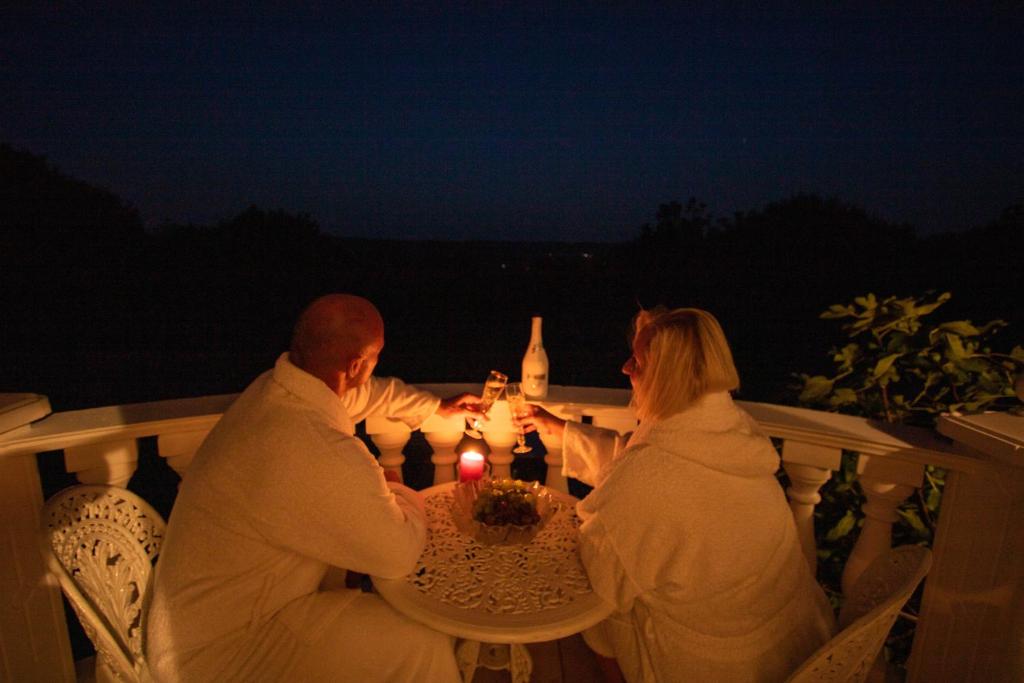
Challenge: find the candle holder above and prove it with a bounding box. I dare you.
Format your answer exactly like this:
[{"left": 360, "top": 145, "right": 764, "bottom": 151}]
[{"left": 450, "top": 478, "right": 557, "bottom": 546}]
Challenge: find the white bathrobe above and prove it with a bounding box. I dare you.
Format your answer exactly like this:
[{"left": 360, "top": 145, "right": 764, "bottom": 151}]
[
  {"left": 564, "top": 391, "right": 835, "bottom": 683},
  {"left": 147, "top": 353, "right": 461, "bottom": 682}
]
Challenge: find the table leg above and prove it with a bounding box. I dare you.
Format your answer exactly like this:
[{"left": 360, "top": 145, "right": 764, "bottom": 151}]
[
  {"left": 454, "top": 639, "right": 534, "bottom": 683},
  {"left": 455, "top": 639, "right": 481, "bottom": 683},
  {"left": 509, "top": 643, "right": 533, "bottom": 683}
]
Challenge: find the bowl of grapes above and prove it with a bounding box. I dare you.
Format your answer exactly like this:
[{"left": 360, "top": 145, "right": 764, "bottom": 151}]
[{"left": 451, "top": 478, "right": 558, "bottom": 546}]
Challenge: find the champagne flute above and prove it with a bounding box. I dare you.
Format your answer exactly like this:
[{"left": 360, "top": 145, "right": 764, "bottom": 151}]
[
  {"left": 466, "top": 370, "right": 508, "bottom": 438},
  {"left": 504, "top": 382, "right": 532, "bottom": 454}
]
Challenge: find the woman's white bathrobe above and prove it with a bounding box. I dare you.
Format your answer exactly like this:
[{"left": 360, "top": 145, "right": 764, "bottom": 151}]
[
  {"left": 564, "top": 391, "right": 835, "bottom": 683},
  {"left": 147, "top": 353, "right": 461, "bottom": 682}
]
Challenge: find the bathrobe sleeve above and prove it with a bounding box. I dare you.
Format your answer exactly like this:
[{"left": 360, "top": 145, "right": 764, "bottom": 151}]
[
  {"left": 342, "top": 375, "right": 441, "bottom": 428},
  {"left": 561, "top": 421, "right": 632, "bottom": 487}
]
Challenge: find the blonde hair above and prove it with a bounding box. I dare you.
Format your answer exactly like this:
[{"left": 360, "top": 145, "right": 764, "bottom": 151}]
[{"left": 630, "top": 307, "right": 740, "bottom": 422}]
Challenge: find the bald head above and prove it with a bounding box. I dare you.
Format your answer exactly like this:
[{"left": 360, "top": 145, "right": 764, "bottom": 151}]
[{"left": 289, "top": 294, "right": 384, "bottom": 392}]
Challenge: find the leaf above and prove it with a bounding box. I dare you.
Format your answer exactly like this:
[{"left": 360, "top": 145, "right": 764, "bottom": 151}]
[
  {"left": 799, "top": 375, "right": 835, "bottom": 404},
  {"left": 956, "top": 357, "right": 993, "bottom": 373},
  {"left": 912, "top": 292, "right": 951, "bottom": 317},
  {"left": 944, "top": 334, "right": 968, "bottom": 360},
  {"left": 886, "top": 332, "right": 910, "bottom": 354},
  {"left": 937, "top": 321, "right": 980, "bottom": 337},
  {"left": 825, "top": 510, "right": 858, "bottom": 541},
  {"left": 898, "top": 508, "right": 930, "bottom": 537},
  {"left": 822, "top": 304, "right": 855, "bottom": 319},
  {"left": 846, "top": 317, "right": 876, "bottom": 336},
  {"left": 833, "top": 343, "right": 860, "bottom": 369},
  {"left": 829, "top": 388, "right": 858, "bottom": 407},
  {"left": 854, "top": 294, "right": 877, "bottom": 310},
  {"left": 926, "top": 487, "right": 942, "bottom": 511},
  {"left": 872, "top": 354, "right": 901, "bottom": 379}
]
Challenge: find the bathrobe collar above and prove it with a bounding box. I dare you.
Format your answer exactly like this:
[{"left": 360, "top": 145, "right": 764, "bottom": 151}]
[
  {"left": 272, "top": 352, "right": 355, "bottom": 435},
  {"left": 627, "top": 391, "right": 779, "bottom": 478}
]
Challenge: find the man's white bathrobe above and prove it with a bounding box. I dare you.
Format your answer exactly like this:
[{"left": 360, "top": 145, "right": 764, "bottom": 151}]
[
  {"left": 564, "top": 391, "right": 835, "bottom": 683},
  {"left": 147, "top": 353, "right": 461, "bottom": 682}
]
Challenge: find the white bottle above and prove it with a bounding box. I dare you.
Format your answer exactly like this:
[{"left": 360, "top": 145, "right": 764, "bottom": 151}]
[{"left": 522, "top": 316, "right": 549, "bottom": 398}]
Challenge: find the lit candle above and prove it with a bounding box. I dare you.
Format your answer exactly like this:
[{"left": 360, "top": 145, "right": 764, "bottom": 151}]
[{"left": 459, "top": 451, "right": 486, "bottom": 482}]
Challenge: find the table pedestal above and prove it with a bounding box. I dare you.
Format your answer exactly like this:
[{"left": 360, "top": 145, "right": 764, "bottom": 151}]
[{"left": 455, "top": 639, "right": 532, "bottom": 683}]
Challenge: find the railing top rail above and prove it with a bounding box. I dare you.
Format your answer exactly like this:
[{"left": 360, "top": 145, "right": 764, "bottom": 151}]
[
  {"left": 737, "top": 400, "right": 979, "bottom": 472},
  {"left": 0, "top": 384, "right": 987, "bottom": 473},
  {"left": 938, "top": 412, "right": 1024, "bottom": 468},
  {"left": 0, "top": 393, "right": 238, "bottom": 457}
]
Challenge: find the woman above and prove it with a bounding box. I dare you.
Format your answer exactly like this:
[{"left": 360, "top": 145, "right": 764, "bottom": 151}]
[{"left": 521, "top": 308, "right": 835, "bottom": 682}]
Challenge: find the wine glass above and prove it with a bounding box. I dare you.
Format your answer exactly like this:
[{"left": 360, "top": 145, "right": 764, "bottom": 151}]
[
  {"left": 465, "top": 370, "right": 508, "bottom": 438},
  {"left": 504, "top": 382, "right": 532, "bottom": 454}
]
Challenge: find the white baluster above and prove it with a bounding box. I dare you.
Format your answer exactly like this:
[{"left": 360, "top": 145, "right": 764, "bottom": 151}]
[
  {"left": 64, "top": 440, "right": 138, "bottom": 487},
  {"left": 781, "top": 441, "right": 841, "bottom": 576},
  {"left": 157, "top": 428, "right": 210, "bottom": 483},
  {"left": 843, "top": 454, "right": 924, "bottom": 595},
  {"left": 422, "top": 429, "right": 463, "bottom": 485},
  {"left": 483, "top": 431, "right": 517, "bottom": 480},
  {"left": 368, "top": 426, "right": 411, "bottom": 483},
  {"left": 538, "top": 428, "right": 568, "bottom": 494},
  {"left": 537, "top": 407, "right": 587, "bottom": 494}
]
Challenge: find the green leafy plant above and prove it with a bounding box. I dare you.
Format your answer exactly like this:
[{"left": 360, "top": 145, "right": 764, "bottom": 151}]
[
  {"left": 793, "top": 291, "right": 1023, "bottom": 670},
  {"left": 797, "top": 292, "right": 1022, "bottom": 425}
]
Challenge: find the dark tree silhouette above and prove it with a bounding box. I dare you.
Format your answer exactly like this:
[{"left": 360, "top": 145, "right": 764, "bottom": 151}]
[
  {"left": 2, "top": 143, "right": 1019, "bottom": 410},
  {"left": 1, "top": 144, "right": 148, "bottom": 405}
]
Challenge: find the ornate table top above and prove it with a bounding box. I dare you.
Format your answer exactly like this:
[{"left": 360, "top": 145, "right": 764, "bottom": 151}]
[{"left": 372, "top": 482, "right": 613, "bottom": 643}]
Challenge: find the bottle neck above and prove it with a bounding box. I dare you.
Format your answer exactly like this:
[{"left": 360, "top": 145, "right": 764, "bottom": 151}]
[{"left": 530, "top": 317, "right": 543, "bottom": 347}]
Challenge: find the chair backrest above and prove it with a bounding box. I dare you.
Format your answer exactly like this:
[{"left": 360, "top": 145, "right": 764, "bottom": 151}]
[
  {"left": 39, "top": 485, "right": 166, "bottom": 683},
  {"left": 785, "top": 545, "right": 932, "bottom": 683}
]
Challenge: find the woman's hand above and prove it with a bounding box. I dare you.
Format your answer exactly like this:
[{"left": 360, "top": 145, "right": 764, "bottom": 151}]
[{"left": 517, "top": 405, "right": 567, "bottom": 439}]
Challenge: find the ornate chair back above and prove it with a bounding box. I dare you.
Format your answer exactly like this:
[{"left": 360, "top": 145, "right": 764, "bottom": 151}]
[
  {"left": 785, "top": 545, "right": 932, "bottom": 683},
  {"left": 39, "top": 485, "right": 165, "bottom": 683}
]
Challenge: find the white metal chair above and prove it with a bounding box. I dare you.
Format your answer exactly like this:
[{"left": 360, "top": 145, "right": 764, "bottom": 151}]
[
  {"left": 39, "top": 485, "right": 165, "bottom": 683},
  {"left": 786, "top": 545, "right": 933, "bottom": 683}
]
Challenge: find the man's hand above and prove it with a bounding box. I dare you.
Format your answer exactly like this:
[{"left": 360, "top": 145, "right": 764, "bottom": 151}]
[{"left": 436, "top": 392, "right": 483, "bottom": 419}]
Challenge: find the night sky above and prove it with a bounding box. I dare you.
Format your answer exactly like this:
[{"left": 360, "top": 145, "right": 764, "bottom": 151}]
[{"left": 3, "top": 3, "right": 1022, "bottom": 241}]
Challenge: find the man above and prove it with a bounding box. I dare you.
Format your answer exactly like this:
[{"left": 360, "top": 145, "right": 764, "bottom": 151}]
[{"left": 147, "top": 294, "right": 475, "bottom": 681}]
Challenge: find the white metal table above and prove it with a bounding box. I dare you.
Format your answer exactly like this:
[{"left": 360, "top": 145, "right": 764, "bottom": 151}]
[{"left": 372, "top": 482, "right": 613, "bottom": 682}]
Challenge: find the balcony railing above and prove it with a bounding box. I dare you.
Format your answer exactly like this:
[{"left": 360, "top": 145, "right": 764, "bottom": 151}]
[{"left": 1, "top": 385, "right": 1021, "bottom": 682}]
